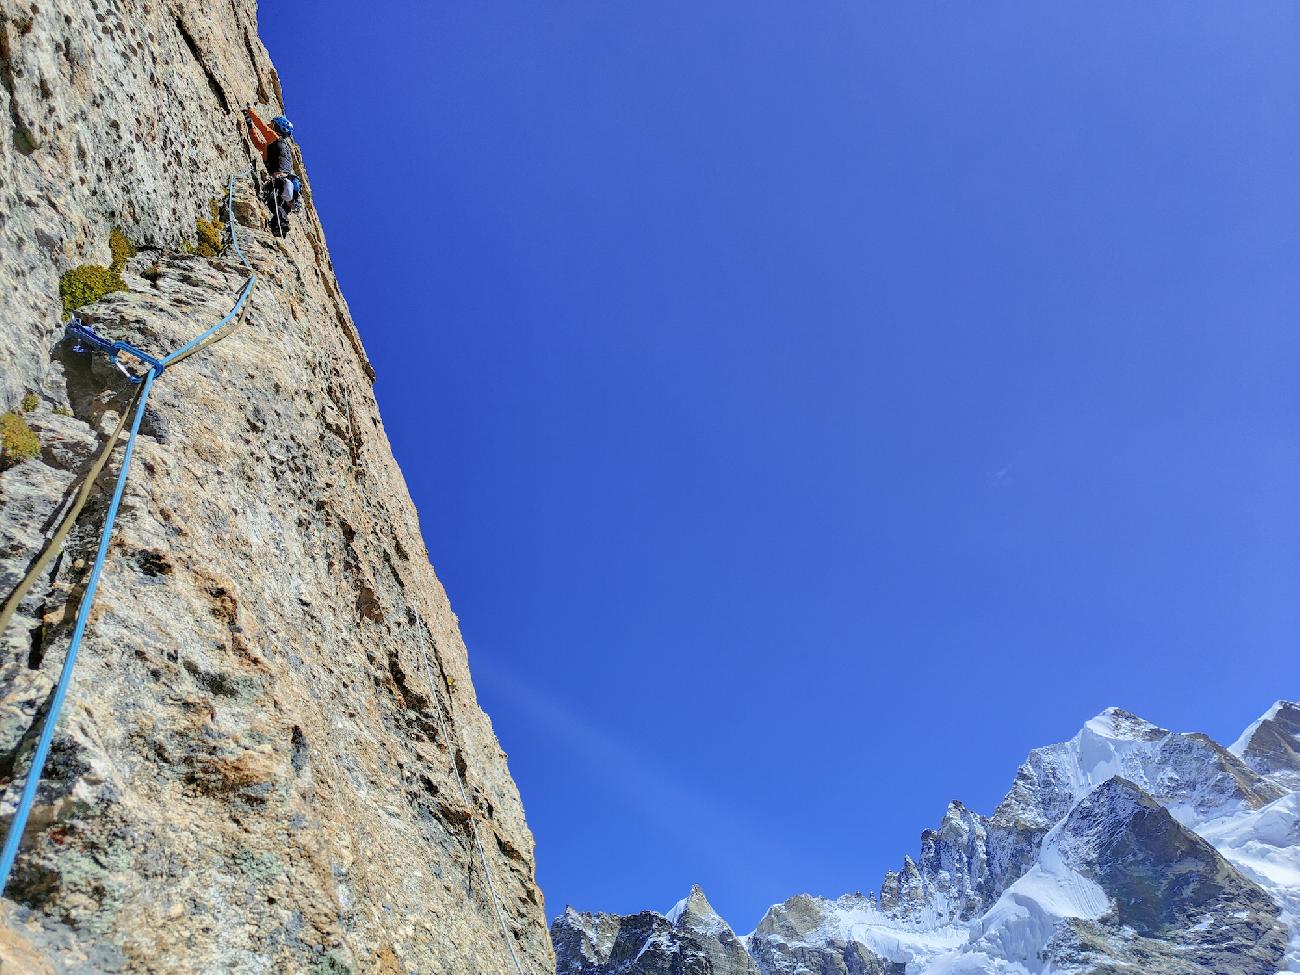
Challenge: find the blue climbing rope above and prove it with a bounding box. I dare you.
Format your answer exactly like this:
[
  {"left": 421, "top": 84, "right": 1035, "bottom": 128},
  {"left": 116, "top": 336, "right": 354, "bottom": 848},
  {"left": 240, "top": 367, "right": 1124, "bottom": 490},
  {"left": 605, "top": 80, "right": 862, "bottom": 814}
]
[
  {"left": 160, "top": 172, "right": 257, "bottom": 368},
  {"left": 159, "top": 274, "right": 256, "bottom": 368},
  {"left": 0, "top": 173, "right": 258, "bottom": 894},
  {"left": 225, "top": 170, "right": 253, "bottom": 269},
  {"left": 0, "top": 370, "right": 155, "bottom": 889}
]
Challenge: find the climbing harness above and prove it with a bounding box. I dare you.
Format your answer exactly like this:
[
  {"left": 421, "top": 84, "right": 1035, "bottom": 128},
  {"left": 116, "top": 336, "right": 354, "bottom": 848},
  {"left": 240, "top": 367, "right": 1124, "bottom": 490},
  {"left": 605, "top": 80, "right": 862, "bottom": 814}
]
[
  {"left": 0, "top": 171, "right": 256, "bottom": 894},
  {"left": 261, "top": 173, "right": 298, "bottom": 237}
]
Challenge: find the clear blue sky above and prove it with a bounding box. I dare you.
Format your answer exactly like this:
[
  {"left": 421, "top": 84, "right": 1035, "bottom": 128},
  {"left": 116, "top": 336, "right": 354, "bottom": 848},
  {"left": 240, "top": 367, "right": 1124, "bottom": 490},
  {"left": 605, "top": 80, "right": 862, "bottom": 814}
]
[{"left": 260, "top": 2, "right": 1300, "bottom": 932}]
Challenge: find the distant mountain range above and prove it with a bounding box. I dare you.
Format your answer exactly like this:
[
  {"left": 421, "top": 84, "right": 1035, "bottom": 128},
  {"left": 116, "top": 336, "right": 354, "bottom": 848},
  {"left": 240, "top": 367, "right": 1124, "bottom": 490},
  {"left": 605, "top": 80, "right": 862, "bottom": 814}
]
[{"left": 553, "top": 701, "right": 1300, "bottom": 974}]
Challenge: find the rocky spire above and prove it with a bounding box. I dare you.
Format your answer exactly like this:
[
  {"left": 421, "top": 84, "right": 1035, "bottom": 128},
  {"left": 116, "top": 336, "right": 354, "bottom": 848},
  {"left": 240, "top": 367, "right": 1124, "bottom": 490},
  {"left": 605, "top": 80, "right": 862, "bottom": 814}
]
[{"left": 553, "top": 886, "right": 756, "bottom": 975}]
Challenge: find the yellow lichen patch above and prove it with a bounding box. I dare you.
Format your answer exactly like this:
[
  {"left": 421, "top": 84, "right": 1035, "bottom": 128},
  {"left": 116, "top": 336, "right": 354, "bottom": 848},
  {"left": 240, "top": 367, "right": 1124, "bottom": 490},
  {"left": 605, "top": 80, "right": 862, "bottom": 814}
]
[{"left": 0, "top": 411, "right": 40, "bottom": 468}]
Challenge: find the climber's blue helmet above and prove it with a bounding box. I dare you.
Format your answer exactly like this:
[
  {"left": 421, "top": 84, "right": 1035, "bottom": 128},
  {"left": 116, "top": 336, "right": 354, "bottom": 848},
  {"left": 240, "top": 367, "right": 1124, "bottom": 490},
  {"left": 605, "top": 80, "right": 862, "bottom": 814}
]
[{"left": 271, "top": 115, "right": 294, "bottom": 138}]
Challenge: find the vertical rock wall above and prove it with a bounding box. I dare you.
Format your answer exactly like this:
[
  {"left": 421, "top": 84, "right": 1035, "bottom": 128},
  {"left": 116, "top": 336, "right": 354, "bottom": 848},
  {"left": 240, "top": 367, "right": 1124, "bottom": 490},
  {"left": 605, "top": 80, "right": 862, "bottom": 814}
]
[{"left": 0, "top": 2, "right": 553, "bottom": 973}]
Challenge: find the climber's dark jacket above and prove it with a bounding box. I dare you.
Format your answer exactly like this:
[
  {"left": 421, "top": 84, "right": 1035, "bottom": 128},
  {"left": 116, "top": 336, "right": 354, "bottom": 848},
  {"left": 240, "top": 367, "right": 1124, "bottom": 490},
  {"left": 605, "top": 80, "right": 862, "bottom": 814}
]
[{"left": 265, "top": 137, "right": 294, "bottom": 175}]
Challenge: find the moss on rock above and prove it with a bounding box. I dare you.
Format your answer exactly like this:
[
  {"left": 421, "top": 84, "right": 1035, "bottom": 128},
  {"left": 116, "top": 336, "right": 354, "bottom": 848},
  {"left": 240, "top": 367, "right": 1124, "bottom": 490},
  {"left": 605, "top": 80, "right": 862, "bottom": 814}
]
[
  {"left": 109, "top": 228, "right": 135, "bottom": 272},
  {"left": 194, "top": 217, "right": 225, "bottom": 258},
  {"left": 1, "top": 411, "right": 40, "bottom": 468},
  {"left": 59, "top": 264, "right": 127, "bottom": 316}
]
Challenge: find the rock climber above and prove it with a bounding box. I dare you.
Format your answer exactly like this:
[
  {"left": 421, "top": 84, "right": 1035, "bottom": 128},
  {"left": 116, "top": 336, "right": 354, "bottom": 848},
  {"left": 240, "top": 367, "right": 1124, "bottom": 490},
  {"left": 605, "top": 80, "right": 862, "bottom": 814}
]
[{"left": 243, "top": 105, "right": 301, "bottom": 234}]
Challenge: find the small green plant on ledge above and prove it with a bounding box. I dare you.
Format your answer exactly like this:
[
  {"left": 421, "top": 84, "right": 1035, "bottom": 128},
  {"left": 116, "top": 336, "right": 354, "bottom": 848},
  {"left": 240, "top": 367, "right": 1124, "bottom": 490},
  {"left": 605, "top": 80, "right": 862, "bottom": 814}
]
[
  {"left": 0, "top": 411, "right": 40, "bottom": 469},
  {"left": 59, "top": 264, "right": 127, "bottom": 317},
  {"left": 20, "top": 393, "right": 38, "bottom": 413}
]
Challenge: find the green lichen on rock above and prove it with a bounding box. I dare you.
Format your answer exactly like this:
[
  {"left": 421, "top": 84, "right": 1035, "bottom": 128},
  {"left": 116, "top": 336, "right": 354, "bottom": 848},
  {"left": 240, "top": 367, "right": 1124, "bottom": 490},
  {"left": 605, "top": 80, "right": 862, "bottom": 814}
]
[
  {"left": 31, "top": 840, "right": 130, "bottom": 937},
  {"left": 20, "top": 392, "right": 38, "bottom": 413},
  {"left": 1, "top": 411, "right": 40, "bottom": 468},
  {"left": 311, "top": 953, "right": 353, "bottom": 975},
  {"left": 11, "top": 126, "right": 36, "bottom": 155},
  {"left": 108, "top": 228, "right": 136, "bottom": 272},
  {"left": 59, "top": 264, "right": 127, "bottom": 316},
  {"left": 232, "top": 847, "right": 283, "bottom": 885}
]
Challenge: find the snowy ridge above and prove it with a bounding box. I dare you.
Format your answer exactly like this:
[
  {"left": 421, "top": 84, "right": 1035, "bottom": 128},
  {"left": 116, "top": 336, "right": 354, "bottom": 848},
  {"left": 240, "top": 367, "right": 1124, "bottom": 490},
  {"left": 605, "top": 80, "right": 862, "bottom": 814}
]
[
  {"left": 961, "top": 815, "right": 1110, "bottom": 972},
  {"left": 993, "top": 706, "right": 1282, "bottom": 833},
  {"left": 1231, "top": 701, "right": 1287, "bottom": 757},
  {"left": 1229, "top": 700, "right": 1300, "bottom": 792},
  {"left": 552, "top": 702, "right": 1300, "bottom": 975},
  {"left": 663, "top": 896, "right": 689, "bottom": 926}
]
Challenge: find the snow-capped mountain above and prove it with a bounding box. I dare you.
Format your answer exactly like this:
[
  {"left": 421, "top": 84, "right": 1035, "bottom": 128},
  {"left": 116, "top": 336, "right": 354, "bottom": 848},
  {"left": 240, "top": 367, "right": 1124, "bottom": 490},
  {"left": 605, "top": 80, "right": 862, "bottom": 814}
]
[
  {"left": 553, "top": 885, "right": 756, "bottom": 975},
  {"left": 551, "top": 701, "right": 1300, "bottom": 974}
]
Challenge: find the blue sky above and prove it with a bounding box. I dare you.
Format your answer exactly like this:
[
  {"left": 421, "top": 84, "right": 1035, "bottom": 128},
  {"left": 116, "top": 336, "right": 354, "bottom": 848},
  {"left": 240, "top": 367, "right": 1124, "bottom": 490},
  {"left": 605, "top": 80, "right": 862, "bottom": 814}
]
[{"left": 260, "top": 2, "right": 1300, "bottom": 931}]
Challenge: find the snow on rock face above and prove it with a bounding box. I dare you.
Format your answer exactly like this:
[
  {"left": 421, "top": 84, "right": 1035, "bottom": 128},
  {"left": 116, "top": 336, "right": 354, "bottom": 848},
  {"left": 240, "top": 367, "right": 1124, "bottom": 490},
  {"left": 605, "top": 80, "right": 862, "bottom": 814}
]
[
  {"left": 553, "top": 704, "right": 1300, "bottom": 975},
  {"left": 1198, "top": 790, "right": 1300, "bottom": 971},
  {"left": 952, "top": 777, "right": 1285, "bottom": 975},
  {"left": 1046, "top": 776, "right": 1286, "bottom": 974},
  {"left": 749, "top": 894, "right": 921, "bottom": 975},
  {"left": 1231, "top": 701, "right": 1300, "bottom": 792},
  {"left": 878, "top": 707, "right": 1280, "bottom": 934},
  {"left": 993, "top": 707, "right": 1282, "bottom": 839},
  {"left": 879, "top": 802, "right": 994, "bottom": 924},
  {"left": 671, "top": 886, "right": 756, "bottom": 973},
  {"left": 552, "top": 908, "right": 626, "bottom": 974},
  {"left": 959, "top": 816, "right": 1109, "bottom": 974}
]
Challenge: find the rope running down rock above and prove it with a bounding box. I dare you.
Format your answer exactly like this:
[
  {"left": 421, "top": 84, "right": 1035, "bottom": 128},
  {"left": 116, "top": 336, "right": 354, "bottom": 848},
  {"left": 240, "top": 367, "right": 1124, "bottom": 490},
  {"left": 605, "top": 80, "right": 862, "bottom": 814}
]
[{"left": 0, "top": 171, "right": 256, "bottom": 892}]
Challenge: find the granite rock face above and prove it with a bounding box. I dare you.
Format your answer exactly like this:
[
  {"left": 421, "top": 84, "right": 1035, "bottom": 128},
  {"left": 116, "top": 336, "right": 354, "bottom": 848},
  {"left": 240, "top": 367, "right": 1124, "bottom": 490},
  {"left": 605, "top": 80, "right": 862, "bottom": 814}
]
[
  {"left": 0, "top": 2, "right": 551, "bottom": 973},
  {"left": 554, "top": 704, "right": 1300, "bottom": 975}
]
